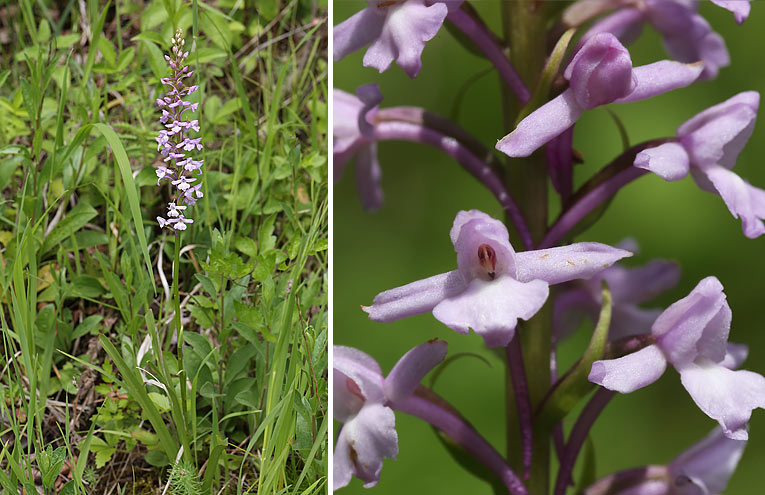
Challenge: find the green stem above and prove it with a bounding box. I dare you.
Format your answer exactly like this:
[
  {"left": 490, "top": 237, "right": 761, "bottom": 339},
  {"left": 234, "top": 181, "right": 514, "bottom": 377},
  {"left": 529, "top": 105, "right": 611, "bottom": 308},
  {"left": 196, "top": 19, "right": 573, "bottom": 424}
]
[
  {"left": 500, "top": 2, "right": 551, "bottom": 494},
  {"left": 173, "top": 233, "right": 190, "bottom": 461}
]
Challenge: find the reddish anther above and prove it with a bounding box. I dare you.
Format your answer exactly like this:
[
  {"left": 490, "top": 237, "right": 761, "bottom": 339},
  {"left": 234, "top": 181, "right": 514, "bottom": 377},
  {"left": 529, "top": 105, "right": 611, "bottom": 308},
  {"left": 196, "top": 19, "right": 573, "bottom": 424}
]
[{"left": 478, "top": 244, "right": 497, "bottom": 280}]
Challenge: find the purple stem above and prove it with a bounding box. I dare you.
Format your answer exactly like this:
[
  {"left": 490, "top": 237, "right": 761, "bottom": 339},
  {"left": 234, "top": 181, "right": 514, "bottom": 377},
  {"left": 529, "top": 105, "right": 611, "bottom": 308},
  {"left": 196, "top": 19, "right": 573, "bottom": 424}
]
[
  {"left": 447, "top": 8, "right": 530, "bottom": 104},
  {"left": 373, "top": 120, "right": 534, "bottom": 250},
  {"left": 545, "top": 126, "right": 575, "bottom": 203},
  {"left": 549, "top": 348, "right": 566, "bottom": 465},
  {"left": 506, "top": 335, "right": 533, "bottom": 480},
  {"left": 540, "top": 138, "right": 672, "bottom": 248},
  {"left": 553, "top": 388, "right": 616, "bottom": 495},
  {"left": 394, "top": 394, "right": 528, "bottom": 495}
]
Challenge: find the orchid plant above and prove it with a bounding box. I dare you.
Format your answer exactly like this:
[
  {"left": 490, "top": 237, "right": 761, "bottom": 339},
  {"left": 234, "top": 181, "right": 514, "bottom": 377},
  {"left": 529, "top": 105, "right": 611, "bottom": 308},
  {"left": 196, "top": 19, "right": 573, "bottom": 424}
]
[{"left": 333, "top": 0, "right": 763, "bottom": 494}]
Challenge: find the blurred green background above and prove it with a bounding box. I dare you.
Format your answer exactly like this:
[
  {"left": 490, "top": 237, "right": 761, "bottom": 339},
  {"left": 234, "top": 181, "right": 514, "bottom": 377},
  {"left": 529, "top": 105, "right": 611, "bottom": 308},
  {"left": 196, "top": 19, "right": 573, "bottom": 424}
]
[{"left": 333, "top": 1, "right": 765, "bottom": 493}]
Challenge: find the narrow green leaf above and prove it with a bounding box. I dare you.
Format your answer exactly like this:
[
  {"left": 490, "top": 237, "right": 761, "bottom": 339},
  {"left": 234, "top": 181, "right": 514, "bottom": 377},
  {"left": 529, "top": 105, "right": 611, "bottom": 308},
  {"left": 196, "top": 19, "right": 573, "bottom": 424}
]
[
  {"left": 99, "top": 335, "right": 179, "bottom": 459},
  {"left": 42, "top": 202, "right": 97, "bottom": 253}
]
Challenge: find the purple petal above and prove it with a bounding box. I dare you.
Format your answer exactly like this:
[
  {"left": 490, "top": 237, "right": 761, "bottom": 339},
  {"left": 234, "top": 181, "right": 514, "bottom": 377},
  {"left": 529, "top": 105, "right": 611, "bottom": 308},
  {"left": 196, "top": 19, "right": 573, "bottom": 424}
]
[
  {"left": 699, "top": 164, "right": 765, "bottom": 239},
  {"left": 335, "top": 368, "right": 365, "bottom": 422},
  {"left": 364, "top": 0, "right": 448, "bottom": 77},
  {"left": 496, "top": 89, "right": 584, "bottom": 157},
  {"left": 384, "top": 339, "right": 448, "bottom": 402},
  {"left": 678, "top": 92, "right": 758, "bottom": 169},
  {"left": 451, "top": 210, "right": 516, "bottom": 281},
  {"left": 432, "top": 276, "right": 549, "bottom": 347},
  {"left": 669, "top": 428, "right": 747, "bottom": 494},
  {"left": 565, "top": 33, "right": 636, "bottom": 109},
  {"left": 647, "top": 2, "right": 729, "bottom": 80},
  {"left": 515, "top": 242, "right": 632, "bottom": 285},
  {"left": 334, "top": 403, "right": 398, "bottom": 489},
  {"left": 578, "top": 8, "right": 646, "bottom": 48},
  {"left": 334, "top": 345, "right": 385, "bottom": 404},
  {"left": 652, "top": 276, "right": 729, "bottom": 366},
  {"left": 356, "top": 143, "right": 384, "bottom": 211},
  {"left": 602, "top": 259, "right": 681, "bottom": 304},
  {"left": 710, "top": 0, "right": 751, "bottom": 24},
  {"left": 333, "top": 8, "right": 385, "bottom": 62},
  {"left": 634, "top": 142, "right": 690, "bottom": 182},
  {"left": 589, "top": 344, "right": 667, "bottom": 393},
  {"left": 679, "top": 362, "right": 765, "bottom": 440},
  {"left": 334, "top": 89, "right": 366, "bottom": 158},
  {"left": 721, "top": 342, "right": 749, "bottom": 370},
  {"left": 364, "top": 270, "right": 468, "bottom": 322},
  {"left": 613, "top": 60, "right": 703, "bottom": 104}
]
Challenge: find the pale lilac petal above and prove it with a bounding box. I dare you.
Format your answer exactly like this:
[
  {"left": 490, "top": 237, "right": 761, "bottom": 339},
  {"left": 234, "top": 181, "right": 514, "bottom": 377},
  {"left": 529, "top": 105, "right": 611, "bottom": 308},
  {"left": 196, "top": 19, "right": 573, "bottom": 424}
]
[
  {"left": 589, "top": 344, "right": 667, "bottom": 393},
  {"left": 334, "top": 345, "right": 385, "bottom": 404},
  {"left": 384, "top": 339, "right": 447, "bottom": 402},
  {"left": 452, "top": 210, "right": 516, "bottom": 281},
  {"left": 333, "top": 89, "right": 365, "bottom": 159},
  {"left": 679, "top": 362, "right": 765, "bottom": 440},
  {"left": 333, "top": 8, "right": 385, "bottom": 62},
  {"left": 648, "top": 2, "right": 729, "bottom": 79},
  {"left": 515, "top": 242, "right": 632, "bottom": 285},
  {"left": 364, "top": 1, "right": 448, "bottom": 77},
  {"left": 721, "top": 343, "right": 749, "bottom": 370},
  {"left": 334, "top": 403, "right": 398, "bottom": 489},
  {"left": 432, "top": 276, "right": 549, "bottom": 347},
  {"left": 356, "top": 143, "right": 384, "bottom": 211},
  {"left": 613, "top": 61, "right": 703, "bottom": 104},
  {"left": 496, "top": 89, "right": 584, "bottom": 157},
  {"left": 578, "top": 8, "right": 646, "bottom": 48},
  {"left": 652, "top": 276, "right": 728, "bottom": 367},
  {"left": 700, "top": 164, "right": 765, "bottom": 239},
  {"left": 710, "top": 0, "right": 751, "bottom": 24},
  {"left": 678, "top": 94, "right": 758, "bottom": 168},
  {"left": 565, "top": 33, "right": 636, "bottom": 109},
  {"left": 603, "top": 260, "right": 681, "bottom": 304},
  {"left": 334, "top": 369, "right": 365, "bottom": 422},
  {"left": 364, "top": 270, "right": 468, "bottom": 322},
  {"left": 614, "top": 480, "right": 672, "bottom": 495},
  {"left": 669, "top": 428, "right": 747, "bottom": 494},
  {"left": 634, "top": 142, "right": 690, "bottom": 182}
]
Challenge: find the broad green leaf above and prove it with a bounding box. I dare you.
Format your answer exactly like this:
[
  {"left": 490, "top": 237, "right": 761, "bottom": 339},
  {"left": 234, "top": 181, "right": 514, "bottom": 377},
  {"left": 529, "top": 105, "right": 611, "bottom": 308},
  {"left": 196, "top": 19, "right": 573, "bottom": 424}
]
[{"left": 72, "top": 315, "right": 103, "bottom": 339}]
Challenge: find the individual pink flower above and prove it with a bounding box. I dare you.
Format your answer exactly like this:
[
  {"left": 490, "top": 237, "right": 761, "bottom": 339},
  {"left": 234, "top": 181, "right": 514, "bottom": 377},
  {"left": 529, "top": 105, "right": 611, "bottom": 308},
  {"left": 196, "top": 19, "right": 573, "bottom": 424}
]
[
  {"left": 334, "top": 340, "right": 448, "bottom": 490},
  {"left": 589, "top": 276, "right": 765, "bottom": 439},
  {"left": 586, "top": 428, "right": 746, "bottom": 495},
  {"left": 634, "top": 92, "right": 765, "bottom": 238},
  {"left": 496, "top": 33, "right": 703, "bottom": 158},
  {"left": 334, "top": 84, "right": 384, "bottom": 210},
  {"left": 364, "top": 210, "right": 632, "bottom": 347},
  {"left": 334, "top": 0, "right": 462, "bottom": 78}
]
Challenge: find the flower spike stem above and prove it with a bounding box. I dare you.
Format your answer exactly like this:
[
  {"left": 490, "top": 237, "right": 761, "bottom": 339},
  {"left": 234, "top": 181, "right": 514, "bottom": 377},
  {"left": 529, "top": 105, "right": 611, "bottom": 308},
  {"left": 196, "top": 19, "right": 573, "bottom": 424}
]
[
  {"left": 172, "top": 233, "right": 189, "bottom": 450},
  {"left": 506, "top": 334, "right": 534, "bottom": 480},
  {"left": 447, "top": 8, "right": 530, "bottom": 104},
  {"left": 373, "top": 121, "right": 534, "bottom": 250},
  {"left": 554, "top": 388, "right": 616, "bottom": 495},
  {"left": 394, "top": 393, "right": 529, "bottom": 495},
  {"left": 540, "top": 138, "right": 673, "bottom": 249}
]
